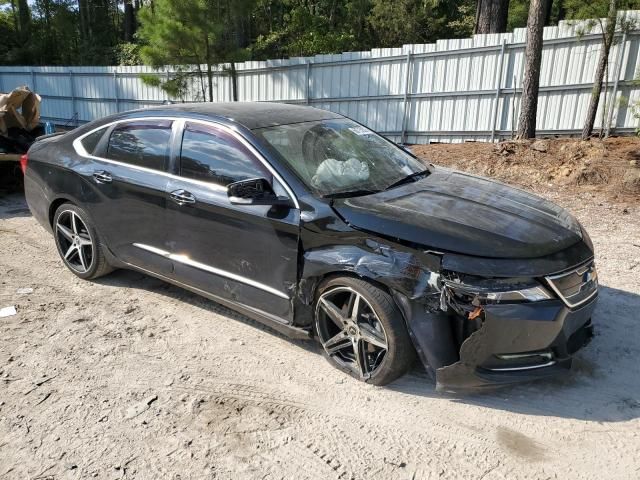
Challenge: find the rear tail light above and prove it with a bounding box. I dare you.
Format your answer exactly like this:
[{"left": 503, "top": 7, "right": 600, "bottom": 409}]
[{"left": 20, "top": 153, "right": 28, "bottom": 174}]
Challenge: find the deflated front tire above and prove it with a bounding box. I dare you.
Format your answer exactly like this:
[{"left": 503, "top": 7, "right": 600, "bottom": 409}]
[{"left": 314, "top": 276, "right": 416, "bottom": 385}]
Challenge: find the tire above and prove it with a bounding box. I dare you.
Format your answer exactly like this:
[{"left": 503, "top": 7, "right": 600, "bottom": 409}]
[
  {"left": 314, "top": 276, "right": 416, "bottom": 386},
  {"left": 53, "top": 203, "right": 113, "bottom": 280}
]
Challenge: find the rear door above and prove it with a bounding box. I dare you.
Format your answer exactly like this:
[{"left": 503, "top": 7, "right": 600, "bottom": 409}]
[
  {"left": 83, "top": 119, "right": 175, "bottom": 275},
  {"left": 165, "top": 121, "right": 300, "bottom": 323}
]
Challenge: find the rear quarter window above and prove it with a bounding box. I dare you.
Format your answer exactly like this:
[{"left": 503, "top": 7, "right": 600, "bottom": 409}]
[
  {"left": 106, "top": 120, "right": 173, "bottom": 171},
  {"left": 80, "top": 127, "right": 107, "bottom": 155}
]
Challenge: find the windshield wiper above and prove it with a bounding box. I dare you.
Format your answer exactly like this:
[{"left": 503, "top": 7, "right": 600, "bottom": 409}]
[
  {"left": 383, "top": 169, "right": 431, "bottom": 191},
  {"left": 323, "top": 188, "right": 381, "bottom": 199}
]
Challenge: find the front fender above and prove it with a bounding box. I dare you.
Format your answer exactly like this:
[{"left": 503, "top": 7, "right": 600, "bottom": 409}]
[
  {"left": 299, "top": 240, "right": 441, "bottom": 305},
  {"left": 297, "top": 240, "right": 450, "bottom": 360}
]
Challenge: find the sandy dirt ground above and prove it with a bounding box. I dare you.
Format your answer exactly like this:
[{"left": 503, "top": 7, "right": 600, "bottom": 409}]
[{"left": 1, "top": 151, "right": 640, "bottom": 478}]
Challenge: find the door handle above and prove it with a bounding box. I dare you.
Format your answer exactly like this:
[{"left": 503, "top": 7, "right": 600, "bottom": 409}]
[
  {"left": 170, "top": 189, "right": 196, "bottom": 205},
  {"left": 93, "top": 170, "right": 112, "bottom": 184}
]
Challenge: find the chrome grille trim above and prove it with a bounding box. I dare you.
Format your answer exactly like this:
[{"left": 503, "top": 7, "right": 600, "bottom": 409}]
[{"left": 545, "top": 260, "right": 598, "bottom": 309}]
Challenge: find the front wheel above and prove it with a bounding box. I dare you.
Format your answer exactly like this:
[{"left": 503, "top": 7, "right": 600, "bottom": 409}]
[{"left": 315, "top": 277, "right": 416, "bottom": 386}]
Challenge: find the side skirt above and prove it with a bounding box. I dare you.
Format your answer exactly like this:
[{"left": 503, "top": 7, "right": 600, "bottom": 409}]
[{"left": 123, "top": 261, "right": 312, "bottom": 340}]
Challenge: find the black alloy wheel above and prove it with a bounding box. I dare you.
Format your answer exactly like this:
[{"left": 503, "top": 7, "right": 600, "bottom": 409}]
[{"left": 315, "top": 277, "right": 416, "bottom": 385}]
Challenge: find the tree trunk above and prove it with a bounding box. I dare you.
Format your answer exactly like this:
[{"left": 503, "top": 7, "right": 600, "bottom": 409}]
[
  {"left": 544, "top": 0, "right": 554, "bottom": 25},
  {"left": 9, "top": 0, "right": 19, "bottom": 36},
  {"left": 16, "top": 0, "right": 30, "bottom": 42},
  {"left": 78, "top": 0, "right": 88, "bottom": 43},
  {"left": 205, "top": 35, "right": 213, "bottom": 103},
  {"left": 581, "top": 0, "right": 617, "bottom": 140},
  {"left": 516, "top": 0, "right": 548, "bottom": 139},
  {"left": 230, "top": 63, "right": 238, "bottom": 101},
  {"left": 124, "top": 0, "right": 135, "bottom": 42},
  {"left": 474, "top": 0, "right": 510, "bottom": 34}
]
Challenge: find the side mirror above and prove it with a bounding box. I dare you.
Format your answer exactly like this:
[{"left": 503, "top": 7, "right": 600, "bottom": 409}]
[{"left": 227, "top": 177, "right": 293, "bottom": 207}]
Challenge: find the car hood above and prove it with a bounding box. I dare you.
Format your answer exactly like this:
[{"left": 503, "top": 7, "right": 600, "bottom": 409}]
[{"left": 332, "top": 168, "right": 584, "bottom": 259}]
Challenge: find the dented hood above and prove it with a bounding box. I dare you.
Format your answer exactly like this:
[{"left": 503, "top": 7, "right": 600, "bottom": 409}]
[{"left": 332, "top": 168, "right": 583, "bottom": 258}]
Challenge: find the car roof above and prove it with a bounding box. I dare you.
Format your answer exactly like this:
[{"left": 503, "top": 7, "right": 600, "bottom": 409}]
[{"left": 137, "top": 102, "right": 343, "bottom": 130}]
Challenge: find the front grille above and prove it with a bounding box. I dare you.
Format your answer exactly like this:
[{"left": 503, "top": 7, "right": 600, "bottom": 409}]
[{"left": 546, "top": 261, "right": 598, "bottom": 308}]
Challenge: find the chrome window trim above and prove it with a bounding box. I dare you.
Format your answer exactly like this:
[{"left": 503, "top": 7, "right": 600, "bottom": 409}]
[
  {"left": 133, "top": 243, "right": 289, "bottom": 300},
  {"left": 545, "top": 260, "right": 598, "bottom": 309},
  {"left": 72, "top": 116, "right": 300, "bottom": 208}
]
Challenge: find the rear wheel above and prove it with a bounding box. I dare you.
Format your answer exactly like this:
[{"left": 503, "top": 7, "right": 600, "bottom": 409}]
[
  {"left": 53, "top": 203, "right": 113, "bottom": 280},
  {"left": 315, "top": 276, "right": 416, "bottom": 385}
]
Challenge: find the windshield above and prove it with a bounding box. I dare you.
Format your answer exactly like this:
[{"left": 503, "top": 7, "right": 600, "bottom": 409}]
[{"left": 253, "top": 119, "right": 427, "bottom": 197}]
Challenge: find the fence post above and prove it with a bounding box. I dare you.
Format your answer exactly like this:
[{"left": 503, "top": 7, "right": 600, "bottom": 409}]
[
  {"left": 69, "top": 69, "right": 77, "bottom": 126},
  {"left": 114, "top": 71, "right": 120, "bottom": 112},
  {"left": 491, "top": 39, "right": 507, "bottom": 142},
  {"left": 31, "top": 68, "right": 37, "bottom": 92},
  {"left": 605, "top": 31, "right": 627, "bottom": 137},
  {"left": 511, "top": 74, "right": 517, "bottom": 139},
  {"left": 400, "top": 50, "right": 413, "bottom": 145},
  {"left": 166, "top": 70, "right": 171, "bottom": 102},
  {"left": 306, "top": 62, "right": 312, "bottom": 105}
]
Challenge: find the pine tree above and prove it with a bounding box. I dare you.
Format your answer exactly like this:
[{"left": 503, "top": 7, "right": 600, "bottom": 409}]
[
  {"left": 474, "top": 0, "right": 510, "bottom": 34},
  {"left": 516, "top": 0, "right": 548, "bottom": 139},
  {"left": 137, "top": 0, "right": 252, "bottom": 102}
]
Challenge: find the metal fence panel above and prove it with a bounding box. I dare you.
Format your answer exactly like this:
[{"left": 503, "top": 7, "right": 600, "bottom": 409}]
[{"left": 1, "top": 11, "right": 639, "bottom": 142}]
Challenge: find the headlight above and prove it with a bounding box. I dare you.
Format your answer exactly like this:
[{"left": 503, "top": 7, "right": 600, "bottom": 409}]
[
  {"left": 442, "top": 275, "right": 554, "bottom": 304},
  {"left": 483, "top": 285, "right": 553, "bottom": 302}
]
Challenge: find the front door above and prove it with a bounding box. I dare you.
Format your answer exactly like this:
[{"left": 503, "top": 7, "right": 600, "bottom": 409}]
[{"left": 165, "top": 121, "right": 300, "bottom": 323}]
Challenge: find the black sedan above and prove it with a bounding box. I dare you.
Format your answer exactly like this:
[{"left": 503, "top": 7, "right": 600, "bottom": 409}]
[{"left": 23, "top": 102, "right": 598, "bottom": 390}]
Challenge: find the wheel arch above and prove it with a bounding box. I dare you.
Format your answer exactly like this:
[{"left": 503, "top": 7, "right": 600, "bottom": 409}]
[
  {"left": 299, "top": 243, "right": 437, "bottom": 308},
  {"left": 311, "top": 270, "right": 394, "bottom": 304},
  {"left": 49, "top": 197, "right": 75, "bottom": 227}
]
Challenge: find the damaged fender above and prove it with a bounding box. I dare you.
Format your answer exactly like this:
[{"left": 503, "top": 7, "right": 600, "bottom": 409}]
[{"left": 298, "top": 235, "right": 464, "bottom": 378}]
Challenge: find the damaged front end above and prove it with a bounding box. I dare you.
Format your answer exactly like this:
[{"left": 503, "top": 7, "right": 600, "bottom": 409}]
[{"left": 404, "top": 264, "right": 597, "bottom": 392}]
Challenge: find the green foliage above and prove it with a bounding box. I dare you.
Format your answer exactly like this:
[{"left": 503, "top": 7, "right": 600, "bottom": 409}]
[
  {"left": 0, "top": 0, "right": 121, "bottom": 65},
  {"left": 446, "top": 2, "right": 477, "bottom": 37},
  {"left": 507, "top": 0, "right": 530, "bottom": 30},
  {"left": 251, "top": 0, "right": 363, "bottom": 58},
  {"left": 368, "top": 0, "right": 441, "bottom": 47},
  {"left": 114, "top": 42, "right": 141, "bottom": 66},
  {"left": 1, "top": 0, "right": 639, "bottom": 67},
  {"left": 250, "top": 0, "right": 474, "bottom": 58},
  {"left": 137, "top": 0, "right": 252, "bottom": 100},
  {"left": 507, "top": 0, "right": 640, "bottom": 31}
]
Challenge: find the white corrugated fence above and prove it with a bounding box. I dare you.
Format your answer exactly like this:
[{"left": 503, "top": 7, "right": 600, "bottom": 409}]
[{"left": 1, "top": 11, "right": 639, "bottom": 144}]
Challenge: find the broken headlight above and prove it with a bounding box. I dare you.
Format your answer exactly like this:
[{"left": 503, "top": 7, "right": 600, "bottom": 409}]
[
  {"left": 480, "top": 285, "right": 553, "bottom": 302},
  {"left": 441, "top": 273, "right": 554, "bottom": 308}
]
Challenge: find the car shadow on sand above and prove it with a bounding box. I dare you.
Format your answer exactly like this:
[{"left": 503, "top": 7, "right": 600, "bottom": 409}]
[
  {"left": 96, "top": 266, "right": 640, "bottom": 423},
  {"left": 94, "top": 269, "right": 321, "bottom": 356},
  {"left": 0, "top": 192, "right": 31, "bottom": 220}
]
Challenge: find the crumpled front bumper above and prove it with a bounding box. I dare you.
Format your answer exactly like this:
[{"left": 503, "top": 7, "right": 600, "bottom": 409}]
[{"left": 406, "top": 296, "right": 596, "bottom": 392}]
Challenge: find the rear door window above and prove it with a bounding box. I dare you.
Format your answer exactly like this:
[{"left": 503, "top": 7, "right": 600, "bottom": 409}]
[
  {"left": 179, "top": 122, "right": 269, "bottom": 186},
  {"left": 106, "top": 120, "right": 173, "bottom": 171}
]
